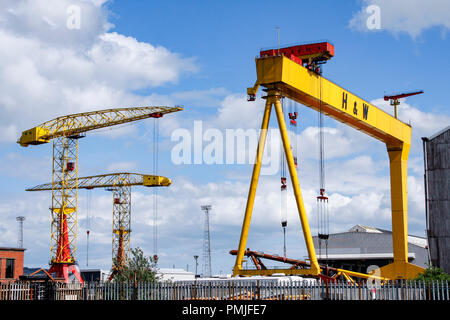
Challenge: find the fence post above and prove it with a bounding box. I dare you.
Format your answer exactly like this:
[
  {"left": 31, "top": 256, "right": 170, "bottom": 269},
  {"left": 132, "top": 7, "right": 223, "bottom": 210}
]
[{"left": 446, "top": 280, "right": 449, "bottom": 300}]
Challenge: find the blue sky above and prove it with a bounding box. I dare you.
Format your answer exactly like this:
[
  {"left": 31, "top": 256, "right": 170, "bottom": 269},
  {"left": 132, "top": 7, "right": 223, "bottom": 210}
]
[{"left": 0, "top": 0, "right": 449, "bottom": 276}]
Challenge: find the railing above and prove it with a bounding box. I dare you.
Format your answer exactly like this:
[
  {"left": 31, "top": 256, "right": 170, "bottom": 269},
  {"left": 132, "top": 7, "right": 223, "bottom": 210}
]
[{"left": 1, "top": 280, "right": 449, "bottom": 301}]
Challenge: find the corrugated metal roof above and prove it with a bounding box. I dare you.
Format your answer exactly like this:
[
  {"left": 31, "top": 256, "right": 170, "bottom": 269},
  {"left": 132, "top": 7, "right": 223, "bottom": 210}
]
[
  {"left": 427, "top": 125, "right": 450, "bottom": 141},
  {"left": 313, "top": 225, "right": 428, "bottom": 250},
  {"left": 316, "top": 252, "right": 416, "bottom": 260},
  {"left": 348, "top": 225, "right": 382, "bottom": 233}
]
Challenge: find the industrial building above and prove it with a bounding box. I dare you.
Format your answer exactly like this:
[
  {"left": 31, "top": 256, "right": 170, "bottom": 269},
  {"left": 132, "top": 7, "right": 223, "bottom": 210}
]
[
  {"left": 157, "top": 268, "right": 196, "bottom": 281},
  {"left": 423, "top": 126, "right": 450, "bottom": 274},
  {"left": 78, "top": 268, "right": 197, "bottom": 282},
  {"left": 312, "top": 225, "right": 429, "bottom": 274}
]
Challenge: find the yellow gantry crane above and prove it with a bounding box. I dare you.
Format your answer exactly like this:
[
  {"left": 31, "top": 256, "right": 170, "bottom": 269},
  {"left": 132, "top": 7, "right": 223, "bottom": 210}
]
[
  {"left": 18, "top": 106, "right": 182, "bottom": 282},
  {"left": 26, "top": 173, "right": 171, "bottom": 280},
  {"left": 234, "top": 42, "right": 424, "bottom": 280}
]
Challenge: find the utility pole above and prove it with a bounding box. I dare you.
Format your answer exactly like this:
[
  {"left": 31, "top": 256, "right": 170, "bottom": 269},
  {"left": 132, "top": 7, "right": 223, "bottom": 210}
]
[
  {"left": 193, "top": 255, "right": 199, "bottom": 278},
  {"left": 16, "top": 216, "right": 25, "bottom": 248},
  {"left": 201, "top": 205, "right": 212, "bottom": 277}
]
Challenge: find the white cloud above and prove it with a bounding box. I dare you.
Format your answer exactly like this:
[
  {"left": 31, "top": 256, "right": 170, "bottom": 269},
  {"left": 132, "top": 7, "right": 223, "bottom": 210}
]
[
  {"left": 0, "top": 0, "right": 197, "bottom": 144},
  {"left": 88, "top": 32, "right": 198, "bottom": 90},
  {"left": 371, "top": 98, "right": 450, "bottom": 135},
  {"left": 170, "top": 87, "right": 231, "bottom": 108},
  {"left": 0, "top": 152, "right": 51, "bottom": 181},
  {"left": 0, "top": 0, "right": 112, "bottom": 48},
  {"left": 297, "top": 125, "right": 373, "bottom": 160},
  {"left": 215, "top": 94, "right": 265, "bottom": 130},
  {"left": 350, "top": 0, "right": 450, "bottom": 38},
  {"left": 370, "top": 98, "right": 450, "bottom": 155}
]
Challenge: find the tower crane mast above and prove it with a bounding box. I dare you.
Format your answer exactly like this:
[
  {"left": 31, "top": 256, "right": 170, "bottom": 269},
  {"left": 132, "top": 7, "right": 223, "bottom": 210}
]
[
  {"left": 27, "top": 173, "right": 171, "bottom": 280},
  {"left": 18, "top": 106, "right": 182, "bottom": 283}
]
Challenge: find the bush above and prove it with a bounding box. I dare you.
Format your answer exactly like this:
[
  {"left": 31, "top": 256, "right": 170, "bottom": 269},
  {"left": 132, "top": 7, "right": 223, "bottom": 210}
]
[
  {"left": 414, "top": 264, "right": 450, "bottom": 282},
  {"left": 112, "top": 247, "right": 160, "bottom": 283}
]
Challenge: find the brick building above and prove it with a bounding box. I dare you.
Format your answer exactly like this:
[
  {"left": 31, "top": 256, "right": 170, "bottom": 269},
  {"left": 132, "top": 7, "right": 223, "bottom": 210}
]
[{"left": 0, "top": 247, "right": 26, "bottom": 283}]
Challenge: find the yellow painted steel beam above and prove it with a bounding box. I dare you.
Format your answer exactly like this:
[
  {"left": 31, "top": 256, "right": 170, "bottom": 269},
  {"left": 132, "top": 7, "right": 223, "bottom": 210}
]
[
  {"left": 235, "top": 268, "right": 320, "bottom": 277},
  {"left": 336, "top": 268, "right": 386, "bottom": 281},
  {"left": 233, "top": 97, "right": 273, "bottom": 275},
  {"left": 249, "top": 56, "right": 411, "bottom": 147},
  {"left": 17, "top": 106, "right": 183, "bottom": 147},
  {"left": 246, "top": 55, "right": 423, "bottom": 280},
  {"left": 233, "top": 90, "right": 320, "bottom": 277},
  {"left": 272, "top": 92, "right": 320, "bottom": 275},
  {"left": 26, "top": 173, "right": 172, "bottom": 191}
]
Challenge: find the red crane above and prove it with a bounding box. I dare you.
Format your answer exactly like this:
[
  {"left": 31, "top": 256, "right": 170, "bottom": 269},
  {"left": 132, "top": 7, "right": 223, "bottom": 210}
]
[{"left": 384, "top": 90, "right": 424, "bottom": 118}]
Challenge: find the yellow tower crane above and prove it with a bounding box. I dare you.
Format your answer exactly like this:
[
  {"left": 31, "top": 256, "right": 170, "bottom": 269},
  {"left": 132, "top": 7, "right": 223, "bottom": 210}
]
[
  {"left": 234, "top": 43, "right": 424, "bottom": 280},
  {"left": 26, "top": 173, "right": 171, "bottom": 280},
  {"left": 18, "top": 106, "right": 182, "bottom": 282}
]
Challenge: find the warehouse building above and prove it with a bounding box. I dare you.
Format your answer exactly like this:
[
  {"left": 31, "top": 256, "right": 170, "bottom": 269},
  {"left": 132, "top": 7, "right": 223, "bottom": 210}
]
[
  {"left": 423, "top": 126, "right": 450, "bottom": 273},
  {"left": 312, "top": 225, "right": 428, "bottom": 274}
]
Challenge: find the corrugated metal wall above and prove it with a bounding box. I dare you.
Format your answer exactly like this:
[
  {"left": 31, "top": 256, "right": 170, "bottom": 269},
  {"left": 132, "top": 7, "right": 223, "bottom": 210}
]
[{"left": 424, "top": 127, "right": 450, "bottom": 273}]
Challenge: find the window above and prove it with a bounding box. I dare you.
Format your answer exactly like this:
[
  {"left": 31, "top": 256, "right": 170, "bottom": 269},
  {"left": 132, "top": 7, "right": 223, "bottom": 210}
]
[{"left": 5, "top": 259, "right": 14, "bottom": 278}]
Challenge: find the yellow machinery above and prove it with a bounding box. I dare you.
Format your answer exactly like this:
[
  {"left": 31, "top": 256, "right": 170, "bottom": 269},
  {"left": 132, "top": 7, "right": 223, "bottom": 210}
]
[
  {"left": 18, "top": 106, "right": 182, "bottom": 282},
  {"left": 233, "top": 48, "right": 424, "bottom": 280},
  {"left": 27, "top": 173, "right": 171, "bottom": 280}
]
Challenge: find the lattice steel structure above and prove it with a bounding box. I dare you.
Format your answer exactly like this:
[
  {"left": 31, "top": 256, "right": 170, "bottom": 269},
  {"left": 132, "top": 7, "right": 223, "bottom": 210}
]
[
  {"left": 19, "top": 106, "right": 182, "bottom": 283},
  {"left": 27, "top": 173, "right": 171, "bottom": 280},
  {"left": 49, "top": 135, "right": 81, "bottom": 280},
  {"left": 110, "top": 178, "right": 132, "bottom": 279},
  {"left": 16, "top": 216, "right": 25, "bottom": 248},
  {"left": 201, "top": 205, "right": 212, "bottom": 277}
]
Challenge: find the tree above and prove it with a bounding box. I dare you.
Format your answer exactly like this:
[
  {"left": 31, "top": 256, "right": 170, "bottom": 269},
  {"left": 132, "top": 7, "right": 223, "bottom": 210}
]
[
  {"left": 414, "top": 264, "right": 450, "bottom": 282},
  {"left": 112, "top": 247, "right": 160, "bottom": 283}
]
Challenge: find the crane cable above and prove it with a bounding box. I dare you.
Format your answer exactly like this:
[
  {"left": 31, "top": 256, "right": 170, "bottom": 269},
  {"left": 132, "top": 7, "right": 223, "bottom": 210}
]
[
  {"left": 153, "top": 118, "right": 159, "bottom": 260},
  {"left": 280, "top": 97, "right": 288, "bottom": 260},
  {"left": 317, "top": 74, "right": 330, "bottom": 264},
  {"left": 279, "top": 97, "right": 299, "bottom": 260},
  {"left": 86, "top": 188, "right": 92, "bottom": 267}
]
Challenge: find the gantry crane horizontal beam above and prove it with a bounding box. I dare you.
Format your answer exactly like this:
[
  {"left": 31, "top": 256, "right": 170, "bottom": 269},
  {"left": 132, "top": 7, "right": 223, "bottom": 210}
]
[
  {"left": 26, "top": 173, "right": 172, "bottom": 191},
  {"left": 247, "top": 56, "right": 411, "bottom": 147},
  {"left": 18, "top": 106, "right": 183, "bottom": 147}
]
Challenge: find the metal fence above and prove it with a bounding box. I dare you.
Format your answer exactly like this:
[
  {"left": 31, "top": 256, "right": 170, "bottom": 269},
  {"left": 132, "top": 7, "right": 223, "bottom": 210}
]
[{"left": 1, "top": 280, "right": 449, "bottom": 300}]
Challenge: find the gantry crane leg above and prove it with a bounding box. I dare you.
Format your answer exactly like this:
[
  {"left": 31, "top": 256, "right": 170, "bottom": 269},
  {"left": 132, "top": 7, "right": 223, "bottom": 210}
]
[
  {"left": 233, "top": 89, "right": 320, "bottom": 277},
  {"left": 233, "top": 95, "right": 272, "bottom": 275},
  {"left": 376, "top": 144, "right": 425, "bottom": 279}
]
